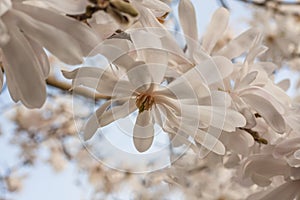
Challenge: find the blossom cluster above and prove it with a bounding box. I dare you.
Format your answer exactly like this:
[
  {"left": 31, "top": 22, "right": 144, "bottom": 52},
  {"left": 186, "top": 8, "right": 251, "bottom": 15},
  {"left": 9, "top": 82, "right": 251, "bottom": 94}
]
[{"left": 0, "top": 0, "right": 300, "bottom": 199}]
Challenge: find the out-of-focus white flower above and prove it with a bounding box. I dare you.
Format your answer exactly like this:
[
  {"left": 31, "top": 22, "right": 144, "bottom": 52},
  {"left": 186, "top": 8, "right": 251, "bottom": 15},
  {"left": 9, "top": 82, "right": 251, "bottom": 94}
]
[
  {"left": 247, "top": 180, "right": 300, "bottom": 200},
  {"left": 0, "top": 0, "right": 100, "bottom": 108}
]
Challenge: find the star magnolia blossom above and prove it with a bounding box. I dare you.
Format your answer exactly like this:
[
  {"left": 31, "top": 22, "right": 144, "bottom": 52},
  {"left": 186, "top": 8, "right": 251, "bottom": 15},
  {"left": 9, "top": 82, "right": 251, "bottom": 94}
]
[{"left": 0, "top": 0, "right": 100, "bottom": 108}]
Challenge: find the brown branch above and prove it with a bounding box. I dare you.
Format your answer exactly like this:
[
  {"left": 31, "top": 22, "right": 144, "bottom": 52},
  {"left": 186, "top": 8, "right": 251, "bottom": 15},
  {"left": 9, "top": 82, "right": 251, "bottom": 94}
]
[
  {"left": 235, "top": 0, "right": 300, "bottom": 16},
  {"left": 46, "top": 76, "right": 110, "bottom": 100},
  {"left": 239, "top": 127, "right": 268, "bottom": 145}
]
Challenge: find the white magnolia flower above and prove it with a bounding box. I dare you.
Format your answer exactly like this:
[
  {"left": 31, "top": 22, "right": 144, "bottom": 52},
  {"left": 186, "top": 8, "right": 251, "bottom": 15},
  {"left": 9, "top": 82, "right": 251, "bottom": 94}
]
[
  {"left": 63, "top": 43, "right": 245, "bottom": 154},
  {"left": 0, "top": 0, "right": 100, "bottom": 108}
]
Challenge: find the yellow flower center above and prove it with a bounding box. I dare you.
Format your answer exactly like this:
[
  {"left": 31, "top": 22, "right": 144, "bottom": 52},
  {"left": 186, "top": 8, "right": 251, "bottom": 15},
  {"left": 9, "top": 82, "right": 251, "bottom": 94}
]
[{"left": 135, "top": 93, "right": 155, "bottom": 113}]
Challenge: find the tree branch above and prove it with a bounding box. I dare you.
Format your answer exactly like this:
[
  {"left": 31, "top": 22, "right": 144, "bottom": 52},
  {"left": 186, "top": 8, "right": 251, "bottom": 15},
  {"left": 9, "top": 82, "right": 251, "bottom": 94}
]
[
  {"left": 46, "top": 76, "right": 110, "bottom": 100},
  {"left": 234, "top": 0, "right": 300, "bottom": 16}
]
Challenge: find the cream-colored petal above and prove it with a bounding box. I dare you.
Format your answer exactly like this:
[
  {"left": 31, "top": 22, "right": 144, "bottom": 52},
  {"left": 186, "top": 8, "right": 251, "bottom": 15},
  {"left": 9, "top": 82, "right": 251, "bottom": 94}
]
[
  {"left": 217, "top": 28, "right": 259, "bottom": 59},
  {"left": 195, "top": 129, "right": 225, "bottom": 155},
  {"left": 2, "top": 23, "right": 46, "bottom": 108},
  {"left": 241, "top": 93, "right": 286, "bottom": 133},
  {"left": 11, "top": 9, "right": 83, "bottom": 65},
  {"left": 178, "top": 0, "right": 198, "bottom": 56},
  {"left": 14, "top": 3, "right": 100, "bottom": 55},
  {"left": 133, "top": 110, "right": 154, "bottom": 152},
  {"left": 195, "top": 56, "right": 233, "bottom": 85},
  {"left": 83, "top": 100, "right": 113, "bottom": 141},
  {"left": 202, "top": 7, "right": 229, "bottom": 54}
]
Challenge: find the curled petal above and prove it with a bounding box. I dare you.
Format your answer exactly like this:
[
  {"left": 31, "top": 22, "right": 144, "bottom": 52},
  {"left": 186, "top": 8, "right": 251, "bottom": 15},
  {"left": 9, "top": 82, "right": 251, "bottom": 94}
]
[{"left": 241, "top": 93, "right": 286, "bottom": 133}]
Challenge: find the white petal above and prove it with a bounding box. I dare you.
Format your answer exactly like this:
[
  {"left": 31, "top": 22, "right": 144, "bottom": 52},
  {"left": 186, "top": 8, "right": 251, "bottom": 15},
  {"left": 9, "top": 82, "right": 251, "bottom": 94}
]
[
  {"left": 26, "top": 36, "right": 50, "bottom": 78},
  {"left": 11, "top": 9, "right": 83, "bottom": 65},
  {"left": 198, "top": 90, "right": 232, "bottom": 107},
  {"left": 236, "top": 71, "right": 258, "bottom": 90},
  {"left": 0, "top": 0, "right": 11, "bottom": 16},
  {"left": 202, "top": 7, "right": 229, "bottom": 54},
  {"left": 273, "top": 137, "right": 300, "bottom": 158},
  {"left": 136, "top": 0, "right": 171, "bottom": 13},
  {"left": 198, "top": 106, "right": 246, "bottom": 131},
  {"left": 241, "top": 93, "right": 286, "bottom": 133},
  {"left": 1, "top": 24, "right": 46, "bottom": 108},
  {"left": 195, "top": 129, "right": 225, "bottom": 155},
  {"left": 15, "top": 3, "right": 100, "bottom": 55},
  {"left": 240, "top": 86, "right": 285, "bottom": 114},
  {"left": 0, "top": 19, "right": 10, "bottom": 47},
  {"left": 83, "top": 100, "right": 113, "bottom": 140},
  {"left": 178, "top": 0, "right": 198, "bottom": 55},
  {"left": 133, "top": 110, "right": 154, "bottom": 152},
  {"left": 62, "top": 67, "right": 133, "bottom": 97},
  {"left": 217, "top": 28, "right": 259, "bottom": 59},
  {"left": 100, "top": 99, "right": 136, "bottom": 127},
  {"left": 195, "top": 56, "right": 233, "bottom": 85},
  {"left": 159, "top": 67, "right": 210, "bottom": 100},
  {"left": 43, "top": 0, "right": 88, "bottom": 15},
  {"left": 83, "top": 99, "right": 136, "bottom": 140}
]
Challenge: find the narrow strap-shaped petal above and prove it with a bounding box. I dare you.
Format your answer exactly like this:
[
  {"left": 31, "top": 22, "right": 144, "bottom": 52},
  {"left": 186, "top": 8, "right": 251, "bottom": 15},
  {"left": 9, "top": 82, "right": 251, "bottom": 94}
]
[
  {"left": 133, "top": 110, "right": 154, "bottom": 152},
  {"left": 42, "top": 0, "right": 88, "bottom": 15},
  {"left": 195, "top": 129, "right": 225, "bottom": 156},
  {"left": 217, "top": 28, "right": 259, "bottom": 59},
  {"left": 26, "top": 36, "right": 50, "bottom": 78},
  {"left": 241, "top": 93, "right": 286, "bottom": 133},
  {"left": 14, "top": 3, "right": 100, "bottom": 55},
  {"left": 178, "top": 0, "right": 198, "bottom": 56},
  {"left": 83, "top": 100, "right": 113, "bottom": 141},
  {"left": 239, "top": 86, "right": 286, "bottom": 114},
  {"left": 83, "top": 99, "right": 136, "bottom": 140},
  {"left": 0, "top": 19, "right": 10, "bottom": 47},
  {"left": 195, "top": 56, "right": 233, "bottom": 85},
  {"left": 236, "top": 71, "right": 258, "bottom": 90},
  {"left": 63, "top": 67, "right": 134, "bottom": 97},
  {"left": 136, "top": 0, "right": 171, "bottom": 13},
  {"left": 202, "top": 7, "right": 229, "bottom": 54},
  {"left": 1, "top": 24, "right": 46, "bottom": 108},
  {"left": 10, "top": 9, "right": 83, "bottom": 65},
  {"left": 198, "top": 106, "right": 246, "bottom": 132}
]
